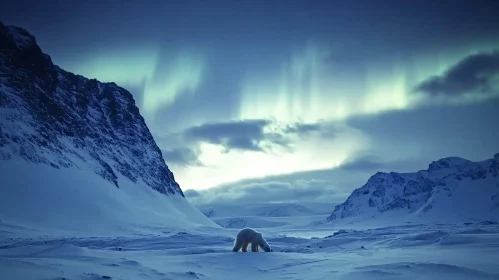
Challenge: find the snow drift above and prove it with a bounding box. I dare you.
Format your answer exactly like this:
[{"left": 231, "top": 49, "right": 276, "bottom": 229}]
[
  {"left": 0, "top": 21, "right": 216, "bottom": 235},
  {"left": 328, "top": 153, "right": 499, "bottom": 223}
]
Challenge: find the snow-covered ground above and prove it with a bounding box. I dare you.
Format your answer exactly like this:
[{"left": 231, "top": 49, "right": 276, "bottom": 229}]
[
  {"left": 0, "top": 160, "right": 216, "bottom": 238},
  {"left": 2, "top": 205, "right": 499, "bottom": 279}
]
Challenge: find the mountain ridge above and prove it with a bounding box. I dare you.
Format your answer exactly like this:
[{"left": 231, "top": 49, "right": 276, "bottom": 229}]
[
  {"left": 328, "top": 153, "right": 499, "bottom": 222},
  {"left": 0, "top": 21, "right": 183, "bottom": 196}
]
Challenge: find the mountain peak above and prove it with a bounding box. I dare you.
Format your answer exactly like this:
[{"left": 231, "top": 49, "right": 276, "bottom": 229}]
[
  {"left": 428, "top": 156, "right": 472, "bottom": 171},
  {"left": 0, "top": 22, "right": 37, "bottom": 50}
]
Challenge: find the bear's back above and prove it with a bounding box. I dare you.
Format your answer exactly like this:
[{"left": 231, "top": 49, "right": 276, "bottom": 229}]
[{"left": 237, "top": 228, "right": 257, "bottom": 239}]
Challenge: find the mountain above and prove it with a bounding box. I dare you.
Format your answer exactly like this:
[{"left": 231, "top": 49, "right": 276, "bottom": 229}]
[
  {"left": 0, "top": 22, "right": 215, "bottom": 234},
  {"left": 195, "top": 202, "right": 333, "bottom": 229},
  {"left": 200, "top": 202, "right": 333, "bottom": 218},
  {"left": 327, "top": 153, "right": 499, "bottom": 223}
]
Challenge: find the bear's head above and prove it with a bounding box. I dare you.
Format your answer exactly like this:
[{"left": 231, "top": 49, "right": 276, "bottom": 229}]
[
  {"left": 257, "top": 233, "right": 272, "bottom": 252},
  {"left": 262, "top": 244, "right": 272, "bottom": 252}
]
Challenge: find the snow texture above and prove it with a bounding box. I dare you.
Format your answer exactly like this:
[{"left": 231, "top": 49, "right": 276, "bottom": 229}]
[
  {"left": 2, "top": 206, "right": 499, "bottom": 280},
  {"left": 0, "top": 160, "right": 217, "bottom": 235},
  {"left": 328, "top": 154, "right": 499, "bottom": 223}
]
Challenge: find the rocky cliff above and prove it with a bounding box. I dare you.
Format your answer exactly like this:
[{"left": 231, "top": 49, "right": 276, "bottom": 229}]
[{"left": 0, "top": 21, "right": 183, "bottom": 196}]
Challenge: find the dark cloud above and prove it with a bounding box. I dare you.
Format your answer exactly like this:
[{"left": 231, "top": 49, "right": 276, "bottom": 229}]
[
  {"left": 183, "top": 119, "right": 271, "bottom": 152},
  {"left": 282, "top": 121, "right": 341, "bottom": 140},
  {"left": 181, "top": 119, "right": 340, "bottom": 153},
  {"left": 161, "top": 147, "right": 202, "bottom": 167},
  {"left": 415, "top": 50, "right": 499, "bottom": 97},
  {"left": 346, "top": 98, "right": 499, "bottom": 164},
  {"left": 225, "top": 136, "right": 261, "bottom": 151},
  {"left": 337, "top": 155, "right": 431, "bottom": 174},
  {"left": 262, "top": 132, "right": 293, "bottom": 150},
  {"left": 155, "top": 119, "right": 340, "bottom": 164},
  {"left": 184, "top": 178, "right": 344, "bottom": 205},
  {"left": 183, "top": 189, "right": 200, "bottom": 198},
  {"left": 339, "top": 156, "right": 385, "bottom": 171},
  {"left": 284, "top": 122, "right": 322, "bottom": 134}
]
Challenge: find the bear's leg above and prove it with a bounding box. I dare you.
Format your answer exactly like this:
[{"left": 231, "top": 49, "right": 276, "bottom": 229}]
[
  {"left": 242, "top": 242, "right": 249, "bottom": 252},
  {"left": 251, "top": 242, "right": 259, "bottom": 252},
  {"left": 232, "top": 239, "right": 243, "bottom": 252}
]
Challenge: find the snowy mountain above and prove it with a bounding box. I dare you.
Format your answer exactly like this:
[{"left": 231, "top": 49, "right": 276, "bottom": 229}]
[
  {"left": 201, "top": 202, "right": 332, "bottom": 218},
  {"left": 0, "top": 22, "right": 215, "bottom": 234},
  {"left": 0, "top": 22, "right": 181, "bottom": 195},
  {"left": 195, "top": 202, "right": 333, "bottom": 229},
  {"left": 328, "top": 153, "right": 499, "bottom": 222}
]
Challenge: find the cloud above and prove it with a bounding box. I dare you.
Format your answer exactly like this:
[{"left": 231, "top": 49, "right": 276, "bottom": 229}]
[
  {"left": 183, "top": 119, "right": 271, "bottom": 152},
  {"left": 283, "top": 122, "right": 322, "bottom": 134},
  {"left": 415, "top": 50, "right": 499, "bottom": 98},
  {"left": 281, "top": 122, "right": 343, "bottom": 142},
  {"left": 181, "top": 119, "right": 340, "bottom": 153},
  {"left": 161, "top": 147, "right": 202, "bottom": 167},
  {"left": 337, "top": 155, "right": 430, "bottom": 174},
  {"left": 184, "top": 178, "right": 344, "bottom": 205},
  {"left": 181, "top": 99, "right": 499, "bottom": 204},
  {"left": 183, "top": 151, "right": 439, "bottom": 206},
  {"left": 152, "top": 118, "right": 356, "bottom": 190},
  {"left": 183, "top": 189, "right": 201, "bottom": 198},
  {"left": 338, "top": 156, "right": 385, "bottom": 171},
  {"left": 346, "top": 98, "right": 499, "bottom": 165}
]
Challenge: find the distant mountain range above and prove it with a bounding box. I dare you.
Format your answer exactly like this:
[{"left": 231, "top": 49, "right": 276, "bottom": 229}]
[
  {"left": 201, "top": 202, "right": 333, "bottom": 218},
  {"left": 195, "top": 202, "right": 333, "bottom": 229},
  {"left": 328, "top": 153, "right": 499, "bottom": 222}
]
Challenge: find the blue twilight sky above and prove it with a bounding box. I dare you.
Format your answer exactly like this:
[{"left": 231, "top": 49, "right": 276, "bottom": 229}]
[{"left": 2, "top": 0, "right": 499, "bottom": 205}]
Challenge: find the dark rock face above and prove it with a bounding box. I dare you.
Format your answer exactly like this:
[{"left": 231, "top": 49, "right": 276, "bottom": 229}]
[
  {"left": 327, "top": 153, "right": 499, "bottom": 221},
  {"left": 428, "top": 157, "right": 471, "bottom": 171},
  {"left": 0, "top": 22, "right": 183, "bottom": 196}
]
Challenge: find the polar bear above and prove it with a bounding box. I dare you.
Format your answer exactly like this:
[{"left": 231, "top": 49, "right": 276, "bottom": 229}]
[{"left": 232, "top": 228, "right": 272, "bottom": 252}]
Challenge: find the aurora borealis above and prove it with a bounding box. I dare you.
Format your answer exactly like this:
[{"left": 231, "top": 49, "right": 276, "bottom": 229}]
[{"left": 3, "top": 0, "right": 499, "bottom": 203}]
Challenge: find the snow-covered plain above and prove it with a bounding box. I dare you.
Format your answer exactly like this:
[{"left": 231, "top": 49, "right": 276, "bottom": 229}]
[
  {"left": 0, "top": 221, "right": 499, "bottom": 279},
  {"left": 2, "top": 218, "right": 499, "bottom": 280},
  {"left": 2, "top": 186, "right": 499, "bottom": 280}
]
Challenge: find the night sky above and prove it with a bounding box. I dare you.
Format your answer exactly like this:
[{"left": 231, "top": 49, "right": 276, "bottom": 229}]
[{"left": 2, "top": 0, "right": 499, "bottom": 205}]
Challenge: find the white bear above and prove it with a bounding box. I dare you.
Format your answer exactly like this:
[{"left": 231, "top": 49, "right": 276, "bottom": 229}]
[{"left": 232, "top": 228, "right": 272, "bottom": 252}]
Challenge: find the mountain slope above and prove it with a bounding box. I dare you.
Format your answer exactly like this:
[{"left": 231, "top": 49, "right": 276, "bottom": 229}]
[
  {"left": 327, "top": 153, "right": 499, "bottom": 223},
  {"left": 0, "top": 22, "right": 216, "bottom": 234},
  {"left": 0, "top": 22, "right": 181, "bottom": 195}
]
